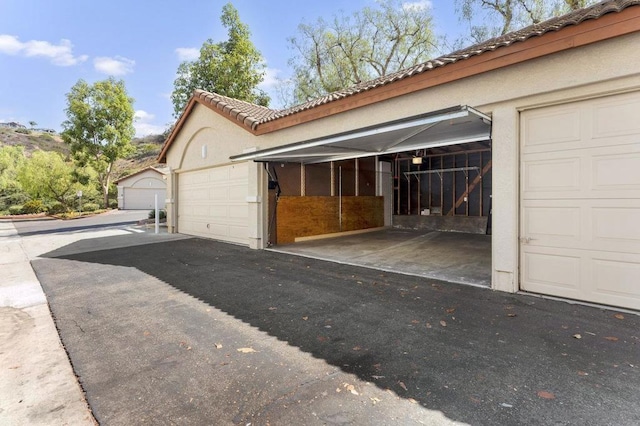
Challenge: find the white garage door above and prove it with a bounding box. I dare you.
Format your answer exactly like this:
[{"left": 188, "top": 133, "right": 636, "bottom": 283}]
[
  {"left": 123, "top": 188, "right": 166, "bottom": 210},
  {"left": 178, "top": 163, "right": 249, "bottom": 245},
  {"left": 520, "top": 91, "right": 640, "bottom": 310}
]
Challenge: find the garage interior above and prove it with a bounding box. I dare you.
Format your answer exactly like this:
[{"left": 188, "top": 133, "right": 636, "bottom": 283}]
[{"left": 243, "top": 106, "right": 493, "bottom": 286}]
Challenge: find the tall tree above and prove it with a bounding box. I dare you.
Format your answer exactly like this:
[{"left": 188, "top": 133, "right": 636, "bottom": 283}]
[
  {"left": 287, "top": 0, "right": 437, "bottom": 104},
  {"left": 171, "top": 3, "right": 269, "bottom": 117},
  {"left": 61, "top": 78, "right": 135, "bottom": 208},
  {"left": 455, "top": 0, "right": 598, "bottom": 43}
]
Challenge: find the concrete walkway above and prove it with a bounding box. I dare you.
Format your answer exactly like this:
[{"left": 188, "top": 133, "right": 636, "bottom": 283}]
[{"left": 0, "top": 220, "right": 95, "bottom": 425}]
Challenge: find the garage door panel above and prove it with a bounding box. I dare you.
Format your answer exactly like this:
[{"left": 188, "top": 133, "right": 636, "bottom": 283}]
[
  {"left": 522, "top": 107, "right": 581, "bottom": 149},
  {"left": 592, "top": 205, "right": 640, "bottom": 250},
  {"left": 210, "top": 186, "right": 229, "bottom": 200},
  {"left": 523, "top": 249, "right": 582, "bottom": 291},
  {"left": 592, "top": 93, "right": 640, "bottom": 139},
  {"left": 523, "top": 206, "right": 580, "bottom": 241},
  {"left": 521, "top": 90, "right": 640, "bottom": 310},
  {"left": 229, "top": 204, "right": 249, "bottom": 219},
  {"left": 592, "top": 151, "right": 640, "bottom": 191},
  {"left": 123, "top": 188, "right": 166, "bottom": 210},
  {"left": 592, "top": 256, "right": 640, "bottom": 305},
  {"left": 178, "top": 164, "right": 249, "bottom": 245},
  {"left": 523, "top": 157, "right": 581, "bottom": 194}
]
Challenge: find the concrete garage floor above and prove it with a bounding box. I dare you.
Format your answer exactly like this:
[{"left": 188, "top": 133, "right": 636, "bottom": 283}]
[{"left": 270, "top": 228, "right": 492, "bottom": 287}]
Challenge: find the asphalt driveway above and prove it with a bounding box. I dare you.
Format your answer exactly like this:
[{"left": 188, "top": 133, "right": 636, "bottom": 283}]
[{"left": 33, "top": 236, "right": 639, "bottom": 425}]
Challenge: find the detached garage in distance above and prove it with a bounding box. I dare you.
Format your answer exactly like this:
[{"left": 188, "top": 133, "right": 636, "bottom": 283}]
[
  {"left": 158, "top": 1, "right": 640, "bottom": 311},
  {"left": 115, "top": 166, "right": 168, "bottom": 210}
]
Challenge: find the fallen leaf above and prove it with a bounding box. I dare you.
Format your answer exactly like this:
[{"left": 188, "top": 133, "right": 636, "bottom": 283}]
[
  {"left": 268, "top": 307, "right": 277, "bottom": 311},
  {"left": 143, "top": 330, "right": 151, "bottom": 336},
  {"left": 507, "top": 313, "right": 517, "bottom": 318},
  {"left": 370, "top": 397, "right": 381, "bottom": 405},
  {"left": 398, "top": 381, "right": 408, "bottom": 391},
  {"left": 604, "top": 336, "right": 619, "bottom": 342},
  {"left": 317, "top": 336, "right": 329, "bottom": 343},
  {"left": 440, "top": 320, "right": 447, "bottom": 327},
  {"left": 614, "top": 314, "right": 625, "bottom": 320},
  {"left": 408, "top": 398, "right": 417, "bottom": 404},
  {"left": 577, "top": 371, "right": 589, "bottom": 376},
  {"left": 446, "top": 308, "right": 456, "bottom": 314},
  {"left": 237, "top": 347, "right": 257, "bottom": 353},
  {"left": 411, "top": 320, "right": 420, "bottom": 324},
  {"left": 470, "top": 396, "right": 481, "bottom": 404},
  {"left": 302, "top": 316, "right": 308, "bottom": 321},
  {"left": 572, "top": 334, "right": 582, "bottom": 339},
  {"left": 344, "top": 384, "right": 358, "bottom": 395},
  {"left": 8, "top": 365, "right": 20, "bottom": 369},
  {"left": 537, "top": 390, "right": 556, "bottom": 400},
  {"left": 215, "top": 343, "right": 223, "bottom": 349},
  {"left": 352, "top": 346, "right": 362, "bottom": 351},
  {"left": 426, "top": 323, "right": 432, "bottom": 329}
]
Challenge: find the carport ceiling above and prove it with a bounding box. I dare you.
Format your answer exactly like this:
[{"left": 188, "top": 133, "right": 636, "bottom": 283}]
[{"left": 231, "top": 105, "right": 491, "bottom": 164}]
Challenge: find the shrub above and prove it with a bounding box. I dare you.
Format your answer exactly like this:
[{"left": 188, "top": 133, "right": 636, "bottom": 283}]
[
  {"left": 109, "top": 199, "right": 118, "bottom": 209},
  {"left": 14, "top": 128, "right": 30, "bottom": 134},
  {"left": 82, "top": 202, "right": 100, "bottom": 212},
  {"left": 148, "top": 209, "right": 166, "bottom": 220},
  {"left": 8, "top": 205, "right": 23, "bottom": 215},
  {"left": 22, "top": 199, "right": 46, "bottom": 214},
  {"left": 48, "top": 202, "right": 67, "bottom": 215}
]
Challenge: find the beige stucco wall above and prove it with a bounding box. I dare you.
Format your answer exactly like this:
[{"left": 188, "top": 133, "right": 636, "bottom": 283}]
[{"left": 164, "top": 31, "right": 640, "bottom": 292}]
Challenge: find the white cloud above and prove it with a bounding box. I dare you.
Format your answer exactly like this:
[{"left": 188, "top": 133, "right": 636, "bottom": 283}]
[
  {"left": 134, "top": 110, "right": 166, "bottom": 137},
  {"left": 402, "top": 0, "right": 432, "bottom": 11},
  {"left": 258, "top": 67, "right": 281, "bottom": 90},
  {"left": 94, "top": 56, "right": 135, "bottom": 76},
  {"left": 0, "top": 34, "right": 87, "bottom": 66},
  {"left": 175, "top": 47, "right": 199, "bottom": 61}
]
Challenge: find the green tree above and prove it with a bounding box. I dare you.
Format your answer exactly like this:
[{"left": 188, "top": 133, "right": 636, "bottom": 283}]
[
  {"left": 0, "top": 146, "right": 27, "bottom": 211},
  {"left": 61, "top": 78, "right": 135, "bottom": 208},
  {"left": 286, "top": 0, "right": 437, "bottom": 104},
  {"left": 28, "top": 120, "right": 37, "bottom": 129},
  {"left": 171, "top": 3, "right": 269, "bottom": 117},
  {"left": 455, "top": 0, "right": 598, "bottom": 43},
  {"left": 16, "top": 151, "right": 80, "bottom": 210}
]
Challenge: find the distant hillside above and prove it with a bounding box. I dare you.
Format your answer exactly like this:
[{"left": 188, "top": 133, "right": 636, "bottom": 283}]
[
  {"left": 0, "top": 127, "right": 167, "bottom": 180},
  {"left": 113, "top": 133, "right": 166, "bottom": 179},
  {"left": 0, "top": 127, "right": 69, "bottom": 156}
]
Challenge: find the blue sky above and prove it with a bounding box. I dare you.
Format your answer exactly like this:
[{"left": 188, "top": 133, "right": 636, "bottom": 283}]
[{"left": 0, "top": 1, "right": 462, "bottom": 137}]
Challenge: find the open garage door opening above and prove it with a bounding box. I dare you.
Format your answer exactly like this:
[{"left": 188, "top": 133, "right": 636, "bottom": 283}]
[{"left": 233, "top": 106, "right": 493, "bottom": 287}]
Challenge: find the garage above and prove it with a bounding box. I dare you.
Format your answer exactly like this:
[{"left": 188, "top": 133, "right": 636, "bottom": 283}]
[
  {"left": 158, "top": 1, "right": 640, "bottom": 310},
  {"left": 177, "top": 163, "right": 249, "bottom": 245},
  {"left": 520, "top": 91, "right": 640, "bottom": 310},
  {"left": 231, "top": 106, "right": 492, "bottom": 248},
  {"left": 115, "top": 167, "right": 167, "bottom": 210}
]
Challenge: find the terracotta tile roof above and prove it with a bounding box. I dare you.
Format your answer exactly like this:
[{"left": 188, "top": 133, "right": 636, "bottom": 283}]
[
  {"left": 193, "top": 90, "right": 277, "bottom": 131},
  {"left": 197, "top": 0, "right": 640, "bottom": 128},
  {"left": 159, "top": 0, "right": 639, "bottom": 161}
]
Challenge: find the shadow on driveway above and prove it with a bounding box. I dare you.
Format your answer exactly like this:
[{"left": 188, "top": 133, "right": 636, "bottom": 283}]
[{"left": 41, "top": 236, "right": 640, "bottom": 425}]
